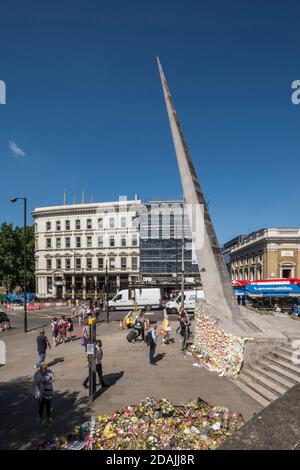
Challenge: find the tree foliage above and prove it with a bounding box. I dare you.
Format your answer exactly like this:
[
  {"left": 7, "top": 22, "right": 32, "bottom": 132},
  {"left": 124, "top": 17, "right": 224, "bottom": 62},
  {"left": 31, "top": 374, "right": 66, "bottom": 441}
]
[{"left": 0, "top": 223, "right": 35, "bottom": 292}]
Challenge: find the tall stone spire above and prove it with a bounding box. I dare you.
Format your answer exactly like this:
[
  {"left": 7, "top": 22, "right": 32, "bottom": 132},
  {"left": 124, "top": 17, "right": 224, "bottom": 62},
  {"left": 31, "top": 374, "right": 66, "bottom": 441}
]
[{"left": 157, "top": 57, "right": 241, "bottom": 323}]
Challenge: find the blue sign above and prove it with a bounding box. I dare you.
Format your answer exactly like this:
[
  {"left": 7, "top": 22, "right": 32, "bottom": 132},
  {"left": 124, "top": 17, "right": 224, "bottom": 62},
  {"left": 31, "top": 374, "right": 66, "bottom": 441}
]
[
  {"left": 246, "top": 283, "right": 300, "bottom": 296},
  {"left": 6, "top": 293, "right": 36, "bottom": 303},
  {"left": 233, "top": 288, "right": 246, "bottom": 296}
]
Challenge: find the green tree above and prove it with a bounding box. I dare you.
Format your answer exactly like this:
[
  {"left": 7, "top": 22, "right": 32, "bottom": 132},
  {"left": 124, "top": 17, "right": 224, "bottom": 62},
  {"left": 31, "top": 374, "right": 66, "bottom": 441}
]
[
  {"left": 15, "top": 225, "right": 36, "bottom": 292},
  {"left": 0, "top": 223, "right": 35, "bottom": 292}
]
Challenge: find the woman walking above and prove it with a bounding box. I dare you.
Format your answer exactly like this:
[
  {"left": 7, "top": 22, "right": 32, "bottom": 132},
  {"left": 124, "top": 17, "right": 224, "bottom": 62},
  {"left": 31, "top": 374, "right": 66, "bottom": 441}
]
[
  {"left": 59, "top": 315, "right": 68, "bottom": 343},
  {"left": 50, "top": 317, "right": 60, "bottom": 347},
  {"left": 80, "top": 323, "right": 89, "bottom": 352},
  {"left": 161, "top": 310, "right": 171, "bottom": 344},
  {"left": 34, "top": 363, "right": 55, "bottom": 423},
  {"left": 67, "top": 317, "right": 74, "bottom": 341}
]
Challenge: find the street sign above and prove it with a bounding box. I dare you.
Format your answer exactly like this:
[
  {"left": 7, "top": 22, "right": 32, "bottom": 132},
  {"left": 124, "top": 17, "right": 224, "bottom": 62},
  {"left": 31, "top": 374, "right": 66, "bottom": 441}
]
[{"left": 87, "top": 344, "right": 95, "bottom": 355}]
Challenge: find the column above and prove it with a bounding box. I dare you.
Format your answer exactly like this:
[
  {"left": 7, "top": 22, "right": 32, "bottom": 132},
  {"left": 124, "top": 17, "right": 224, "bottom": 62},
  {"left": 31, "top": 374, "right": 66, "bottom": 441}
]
[
  {"left": 52, "top": 279, "right": 56, "bottom": 299},
  {"left": 62, "top": 277, "right": 66, "bottom": 298},
  {"left": 72, "top": 274, "right": 75, "bottom": 301},
  {"left": 94, "top": 275, "right": 98, "bottom": 299},
  {"left": 43, "top": 276, "right": 48, "bottom": 299},
  {"left": 83, "top": 275, "right": 86, "bottom": 300},
  {"left": 39, "top": 277, "right": 44, "bottom": 299},
  {"left": 35, "top": 275, "right": 39, "bottom": 297}
]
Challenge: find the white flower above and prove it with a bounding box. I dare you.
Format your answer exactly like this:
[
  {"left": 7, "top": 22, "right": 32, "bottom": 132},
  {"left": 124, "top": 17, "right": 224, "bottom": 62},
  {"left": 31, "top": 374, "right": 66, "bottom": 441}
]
[{"left": 212, "top": 422, "right": 221, "bottom": 431}]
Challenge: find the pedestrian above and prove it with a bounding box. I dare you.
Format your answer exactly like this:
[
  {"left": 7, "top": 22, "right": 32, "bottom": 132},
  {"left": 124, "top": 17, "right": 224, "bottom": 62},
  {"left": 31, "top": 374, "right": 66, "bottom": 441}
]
[
  {"left": 161, "top": 310, "right": 171, "bottom": 344},
  {"left": 80, "top": 323, "right": 89, "bottom": 352},
  {"left": 293, "top": 302, "right": 299, "bottom": 317},
  {"left": 146, "top": 321, "right": 157, "bottom": 365},
  {"left": 274, "top": 303, "right": 282, "bottom": 313},
  {"left": 78, "top": 305, "right": 85, "bottom": 327},
  {"left": 176, "top": 307, "right": 186, "bottom": 334},
  {"left": 50, "top": 317, "right": 60, "bottom": 347},
  {"left": 34, "top": 363, "right": 54, "bottom": 423},
  {"left": 67, "top": 317, "right": 74, "bottom": 341},
  {"left": 179, "top": 312, "right": 190, "bottom": 351},
  {"left": 135, "top": 312, "right": 145, "bottom": 341},
  {"left": 72, "top": 304, "right": 76, "bottom": 317},
  {"left": 35, "top": 330, "right": 51, "bottom": 368},
  {"left": 59, "top": 315, "right": 68, "bottom": 343},
  {"left": 83, "top": 339, "right": 107, "bottom": 389}
]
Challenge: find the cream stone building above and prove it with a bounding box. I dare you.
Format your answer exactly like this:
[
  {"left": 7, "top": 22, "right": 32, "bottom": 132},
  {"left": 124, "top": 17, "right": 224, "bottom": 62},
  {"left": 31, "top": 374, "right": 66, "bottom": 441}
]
[
  {"left": 225, "top": 228, "right": 300, "bottom": 281},
  {"left": 32, "top": 199, "right": 141, "bottom": 299}
]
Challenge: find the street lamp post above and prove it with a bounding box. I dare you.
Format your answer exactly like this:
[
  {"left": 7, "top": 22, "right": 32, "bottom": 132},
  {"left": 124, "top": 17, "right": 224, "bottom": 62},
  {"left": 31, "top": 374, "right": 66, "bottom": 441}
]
[
  {"left": 11, "top": 196, "right": 27, "bottom": 333},
  {"left": 105, "top": 259, "right": 109, "bottom": 322}
]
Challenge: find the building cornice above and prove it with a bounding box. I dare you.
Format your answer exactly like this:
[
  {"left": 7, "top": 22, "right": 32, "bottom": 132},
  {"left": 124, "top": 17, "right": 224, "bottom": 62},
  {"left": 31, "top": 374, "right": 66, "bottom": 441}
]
[
  {"left": 33, "top": 207, "right": 98, "bottom": 218},
  {"left": 32, "top": 200, "right": 141, "bottom": 219}
]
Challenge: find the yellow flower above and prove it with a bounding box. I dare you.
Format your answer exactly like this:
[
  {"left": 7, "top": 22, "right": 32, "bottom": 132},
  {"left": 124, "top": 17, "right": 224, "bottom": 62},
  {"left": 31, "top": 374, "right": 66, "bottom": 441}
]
[{"left": 103, "top": 423, "right": 116, "bottom": 439}]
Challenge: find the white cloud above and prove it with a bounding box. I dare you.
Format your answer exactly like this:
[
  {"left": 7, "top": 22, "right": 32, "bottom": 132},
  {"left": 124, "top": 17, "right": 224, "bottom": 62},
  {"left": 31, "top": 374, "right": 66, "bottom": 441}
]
[{"left": 9, "top": 141, "right": 26, "bottom": 157}]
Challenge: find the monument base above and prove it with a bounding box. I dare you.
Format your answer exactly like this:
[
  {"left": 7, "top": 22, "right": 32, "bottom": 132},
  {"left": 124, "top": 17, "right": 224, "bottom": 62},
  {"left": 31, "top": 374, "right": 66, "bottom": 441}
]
[{"left": 194, "top": 301, "right": 295, "bottom": 371}]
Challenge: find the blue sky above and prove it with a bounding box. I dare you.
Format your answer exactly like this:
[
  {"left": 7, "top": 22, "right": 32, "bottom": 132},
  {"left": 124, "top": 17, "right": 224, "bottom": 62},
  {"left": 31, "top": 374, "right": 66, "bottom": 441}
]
[{"left": 0, "top": 0, "right": 300, "bottom": 243}]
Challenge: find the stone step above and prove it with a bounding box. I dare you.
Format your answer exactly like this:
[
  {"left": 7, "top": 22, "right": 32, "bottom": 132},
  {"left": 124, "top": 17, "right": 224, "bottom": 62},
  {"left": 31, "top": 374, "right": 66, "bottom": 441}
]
[
  {"left": 264, "top": 353, "right": 300, "bottom": 374},
  {"left": 260, "top": 360, "right": 300, "bottom": 383},
  {"left": 275, "top": 348, "right": 295, "bottom": 359},
  {"left": 276, "top": 345, "right": 294, "bottom": 355},
  {"left": 252, "top": 365, "right": 295, "bottom": 389},
  {"left": 233, "top": 379, "right": 270, "bottom": 408},
  {"left": 243, "top": 369, "right": 286, "bottom": 396},
  {"left": 271, "top": 350, "right": 296, "bottom": 363},
  {"left": 238, "top": 374, "right": 278, "bottom": 403}
]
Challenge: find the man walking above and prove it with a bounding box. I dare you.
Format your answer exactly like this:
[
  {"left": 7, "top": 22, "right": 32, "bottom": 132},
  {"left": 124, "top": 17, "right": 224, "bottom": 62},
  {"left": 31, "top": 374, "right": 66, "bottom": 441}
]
[
  {"left": 83, "top": 339, "right": 107, "bottom": 389},
  {"left": 35, "top": 330, "right": 51, "bottom": 369},
  {"left": 179, "top": 312, "right": 190, "bottom": 352},
  {"left": 146, "top": 321, "right": 157, "bottom": 365}
]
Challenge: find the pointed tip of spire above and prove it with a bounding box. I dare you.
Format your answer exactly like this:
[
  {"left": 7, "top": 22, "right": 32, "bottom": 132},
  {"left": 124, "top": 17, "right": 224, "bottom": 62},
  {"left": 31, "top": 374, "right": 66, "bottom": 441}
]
[
  {"left": 156, "top": 56, "right": 162, "bottom": 71},
  {"left": 156, "top": 56, "right": 166, "bottom": 85}
]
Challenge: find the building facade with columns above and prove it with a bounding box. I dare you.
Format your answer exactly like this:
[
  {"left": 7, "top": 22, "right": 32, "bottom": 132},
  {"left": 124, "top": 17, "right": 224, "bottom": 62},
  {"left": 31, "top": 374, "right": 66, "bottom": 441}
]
[
  {"left": 32, "top": 199, "right": 141, "bottom": 300},
  {"left": 224, "top": 228, "right": 300, "bottom": 281}
]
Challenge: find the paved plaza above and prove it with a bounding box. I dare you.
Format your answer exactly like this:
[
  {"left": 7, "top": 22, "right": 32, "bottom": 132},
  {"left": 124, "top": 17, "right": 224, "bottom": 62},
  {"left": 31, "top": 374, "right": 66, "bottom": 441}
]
[{"left": 0, "top": 317, "right": 262, "bottom": 450}]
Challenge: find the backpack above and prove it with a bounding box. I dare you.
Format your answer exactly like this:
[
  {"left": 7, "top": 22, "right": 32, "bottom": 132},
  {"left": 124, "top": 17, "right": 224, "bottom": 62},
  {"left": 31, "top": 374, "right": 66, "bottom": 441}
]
[
  {"left": 60, "top": 320, "right": 68, "bottom": 334},
  {"left": 52, "top": 322, "right": 59, "bottom": 335}
]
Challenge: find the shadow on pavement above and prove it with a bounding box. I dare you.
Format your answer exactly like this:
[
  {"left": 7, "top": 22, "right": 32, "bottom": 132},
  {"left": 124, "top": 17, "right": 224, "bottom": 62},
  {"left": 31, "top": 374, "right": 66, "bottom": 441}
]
[
  {"left": 48, "top": 357, "right": 64, "bottom": 367},
  {"left": 27, "top": 324, "right": 48, "bottom": 333},
  {"left": 154, "top": 353, "right": 166, "bottom": 364},
  {"left": 0, "top": 376, "right": 90, "bottom": 450},
  {"left": 94, "top": 371, "right": 124, "bottom": 400}
]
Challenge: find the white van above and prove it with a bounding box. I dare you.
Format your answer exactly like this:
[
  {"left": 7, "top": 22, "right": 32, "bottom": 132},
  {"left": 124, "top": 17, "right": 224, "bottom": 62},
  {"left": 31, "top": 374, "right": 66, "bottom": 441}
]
[
  {"left": 108, "top": 288, "right": 161, "bottom": 312},
  {"left": 166, "top": 290, "right": 205, "bottom": 314}
]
